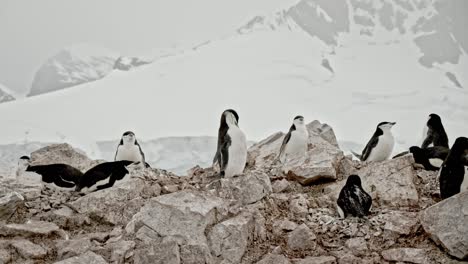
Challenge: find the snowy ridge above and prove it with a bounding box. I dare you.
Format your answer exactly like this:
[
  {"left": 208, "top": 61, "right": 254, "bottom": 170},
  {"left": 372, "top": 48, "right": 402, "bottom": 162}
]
[
  {"left": 28, "top": 43, "right": 120, "bottom": 96},
  {"left": 0, "top": 83, "right": 16, "bottom": 103}
]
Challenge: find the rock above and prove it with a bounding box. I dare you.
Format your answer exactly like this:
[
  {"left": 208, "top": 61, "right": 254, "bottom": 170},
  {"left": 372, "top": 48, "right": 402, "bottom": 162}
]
[
  {"left": 0, "top": 248, "right": 11, "bottom": 263},
  {"left": 0, "top": 191, "right": 24, "bottom": 221},
  {"left": 290, "top": 194, "right": 309, "bottom": 216},
  {"left": 272, "top": 179, "right": 290, "bottom": 193},
  {"left": 294, "top": 256, "right": 337, "bottom": 264},
  {"left": 306, "top": 120, "right": 339, "bottom": 147},
  {"left": 54, "top": 251, "right": 108, "bottom": 264},
  {"left": 273, "top": 219, "right": 298, "bottom": 235},
  {"left": 377, "top": 211, "right": 420, "bottom": 235},
  {"left": 420, "top": 191, "right": 468, "bottom": 260},
  {"left": 218, "top": 172, "right": 272, "bottom": 205},
  {"left": 1, "top": 220, "right": 66, "bottom": 239},
  {"left": 130, "top": 190, "right": 225, "bottom": 243},
  {"left": 285, "top": 134, "right": 344, "bottom": 185},
  {"left": 108, "top": 240, "right": 135, "bottom": 264},
  {"left": 71, "top": 179, "right": 148, "bottom": 224},
  {"left": 248, "top": 132, "right": 285, "bottom": 167},
  {"left": 30, "top": 143, "right": 99, "bottom": 171},
  {"left": 326, "top": 155, "right": 419, "bottom": 208},
  {"left": 134, "top": 240, "right": 180, "bottom": 264},
  {"left": 287, "top": 224, "right": 316, "bottom": 251},
  {"left": 179, "top": 243, "right": 212, "bottom": 264},
  {"left": 208, "top": 212, "right": 254, "bottom": 263},
  {"left": 10, "top": 239, "right": 47, "bottom": 259},
  {"left": 257, "top": 253, "right": 292, "bottom": 264},
  {"left": 381, "top": 248, "right": 429, "bottom": 264},
  {"left": 56, "top": 238, "right": 93, "bottom": 260},
  {"left": 162, "top": 184, "right": 179, "bottom": 194},
  {"left": 345, "top": 237, "right": 368, "bottom": 256},
  {"left": 337, "top": 253, "right": 361, "bottom": 264},
  {"left": 357, "top": 155, "right": 419, "bottom": 207}
]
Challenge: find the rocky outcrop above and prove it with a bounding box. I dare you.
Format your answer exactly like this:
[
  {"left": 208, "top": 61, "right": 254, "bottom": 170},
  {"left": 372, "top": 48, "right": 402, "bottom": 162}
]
[
  {"left": 0, "top": 83, "right": 15, "bottom": 104},
  {"left": 0, "top": 120, "right": 462, "bottom": 263},
  {"left": 0, "top": 191, "right": 24, "bottom": 221},
  {"left": 30, "top": 143, "right": 99, "bottom": 171},
  {"left": 113, "top": 56, "right": 151, "bottom": 71},
  {"left": 420, "top": 191, "right": 468, "bottom": 260}
]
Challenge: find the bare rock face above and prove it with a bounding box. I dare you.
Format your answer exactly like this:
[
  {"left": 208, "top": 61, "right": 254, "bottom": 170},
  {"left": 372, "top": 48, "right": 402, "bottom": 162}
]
[
  {"left": 345, "top": 237, "right": 368, "bottom": 256},
  {"left": 326, "top": 155, "right": 419, "bottom": 209},
  {"left": 133, "top": 240, "right": 180, "bottom": 264},
  {"left": 0, "top": 220, "right": 65, "bottom": 239},
  {"left": 208, "top": 212, "right": 254, "bottom": 263},
  {"left": 71, "top": 178, "right": 147, "bottom": 225},
  {"left": 10, "top": 239, "right": 47, "bottom": 259},
  {"left": 287, "top": 224, "right": 316, "bottom": 251},
  {"left": 216, "top": 172, "right": 272, "bottom": 205},
  {"left": 54, "top": 251, "right": 108, "bottom": 264},
  {"left": 128, "top": 191, "right": 227, "bottom": 263},
  {"left": 376, "top": 211, "right": 420, "bottom": 235},
  {"left": 257, "top": 253, "right": 292, "bottom": 264},
  {"left": 30, "top": 143, "right": 99, "bottom": 171},
  {"left": 306, "top": 120, "right": 339, "bottom": 147},
  {"left": 420, "top": 191, "right": 468, "bottom": 260},
  {"left": 294, "top": 256, "right": 337, "bottom": 264},
  {"left": 0, "top": 191, "right": 24, "bottom": 221},
  {"left": 56, "top": 238, "right": 93, "bottom": 260},
  {"left": 381, "top": 248, "right": 429, "bottom": 264}
]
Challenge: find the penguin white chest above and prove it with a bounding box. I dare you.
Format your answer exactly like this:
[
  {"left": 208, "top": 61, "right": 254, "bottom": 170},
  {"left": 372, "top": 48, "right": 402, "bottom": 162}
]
[
  {"left": 116, "top": 145, "right": 142, "bottom": 162},
  {"left": 460, "top": 166, "right": 468, "bottom": 193},
  {"left": 225, "top": 127, "right": 247, "bottom": 178},
  {"left": 283, "top": 130, "right": 308, "bottom": 162},
  {"left": 368, "top": 133, "right": 394, "bottom": 162}
]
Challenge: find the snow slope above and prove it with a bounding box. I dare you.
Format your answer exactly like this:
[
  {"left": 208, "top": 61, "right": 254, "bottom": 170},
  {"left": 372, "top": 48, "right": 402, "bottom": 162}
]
[
  {"left": 0, "top": 83, "right": 16, "bottom": 103},
  {"left": 0, "top": 0, "right": 467, "bottom": 171}
]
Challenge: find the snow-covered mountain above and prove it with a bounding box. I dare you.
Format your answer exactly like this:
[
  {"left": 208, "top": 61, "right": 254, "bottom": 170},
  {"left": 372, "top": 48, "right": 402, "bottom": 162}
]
[
  {"left": 0, "top": 83, "right": 16, "bottom": 103},
  {"left": 0, "top": 0, "right": 467, "bottom": 172},
  {"left": 28, "top": 44, "right": 120, "bottom": 96}
]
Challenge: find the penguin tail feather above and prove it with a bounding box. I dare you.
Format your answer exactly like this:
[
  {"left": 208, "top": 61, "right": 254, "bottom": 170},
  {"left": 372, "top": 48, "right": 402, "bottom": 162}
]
[{"left": 350, "top": 150, "right": 362, "bottom": 160}]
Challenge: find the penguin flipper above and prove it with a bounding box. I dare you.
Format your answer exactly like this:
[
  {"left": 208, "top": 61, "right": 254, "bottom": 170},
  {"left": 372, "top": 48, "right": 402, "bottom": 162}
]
[
  {"left": 219, "top": 134, "right": 231, "bottom": 173},
  {"left": 350, "top": 150, "right": 362, "bottom": 160},
  {"left": 361, "top": 136, "right": 379, "bottom": 161},
  {"left": 278, "top": 131, "right": 292, "bottom": 162}
]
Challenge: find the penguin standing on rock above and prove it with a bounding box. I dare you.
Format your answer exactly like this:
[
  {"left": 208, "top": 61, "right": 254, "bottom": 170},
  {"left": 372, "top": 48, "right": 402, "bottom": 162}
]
[
  {"left": 352, "top": 122, "right": 396, "bottom": 162},
  {"left": 421, "top": 113, "right": 449, "bottom": 149},
  {"left": 213, "top": 109, "right": 247, "bottom": 178},
  {"left": 337, "top": 175, "right": 372, "bottom": 218},
  {"left": 439, "top": 137, "right": 468, "bottom": 199},
  {"left": 75, "top": 160, "right": 134, "bottom": 194},
  {"left": 114, "top": 131, "right": 150, "bottom": 168},
  {"left": 409, "top": 146, "right": 449, "bottom": 171},
  {"left": 278, "top": 115, "right": 308, "bottom": 163}
]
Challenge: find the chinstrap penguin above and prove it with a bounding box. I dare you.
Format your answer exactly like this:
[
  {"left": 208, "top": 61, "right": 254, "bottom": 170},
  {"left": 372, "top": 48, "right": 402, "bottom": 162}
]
[
  {"left": 75, "top": 160, "right": 134, "bottom": 194},
  {"left": 213, "top": 109, "right": 247, "bottom": 178},
  {"left": 337, "top": 175, "right": 372, "bottom": 218},
  {"left": 114, "top": 131, "right": 150, "bottom": 168},
  {"left": 278, "top": 115, "right": 308, "bottom": 163},
  {"left": 352, "top": 122, "right": 396, "bottom": 162},
  {"left": 421, "top": 113, "right": 449, "bottom": 149},
  {"left": 25, "top": 162, "right": 83, "bottom": 190},
  {"left": 439, "top": 137, "right": 468, "bottom": 199},
  {"left": 409, "top": 146, "right": 449, "bottom": 171}
]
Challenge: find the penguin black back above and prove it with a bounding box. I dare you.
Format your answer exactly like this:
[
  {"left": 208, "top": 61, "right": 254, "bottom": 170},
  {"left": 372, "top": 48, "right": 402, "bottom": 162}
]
[
  {"left": 337, "top": 175, "right": 372, "bottom": 218},
  {"left": 76, "top": 160, "right": 133, "bottom": 192},
  {"left": 26, "top": 163, "right": 83, "bottom": 188},
  {"left": 422, "top": 114, "right": 449, "bottom": 149},
  {"left": 213, "top": 109, "right": 239, "bottom": 170},
  {"left": 439, "top": 137, "right": 468, "bottom": 199}
]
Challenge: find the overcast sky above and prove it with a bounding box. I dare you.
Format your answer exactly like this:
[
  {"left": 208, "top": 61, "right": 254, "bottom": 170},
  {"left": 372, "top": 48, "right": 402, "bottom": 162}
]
[{"left": 0, "top": 0, "right": 293, "bottom": 94}]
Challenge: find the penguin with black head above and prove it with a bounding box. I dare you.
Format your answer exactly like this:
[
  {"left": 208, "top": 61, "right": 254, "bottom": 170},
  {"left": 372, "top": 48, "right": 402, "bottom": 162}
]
[
  {"left": 439, "top": 137, "right": 468, "bottom": 199},
  {"left": 114, "top": 131, "right": 150, "bottom": 168},
  {"left": 75, "top": 160, "right": 134, "bottom": 194},
  {"left": 409, "top": 146, "right": 449, "bottom": 171},
  {"left": 213, "top": 109, "right": 247, "bottom": 178},
  {"left": 352, "top": 122, "right": 396, "bottom": 162},
  {"left": 24, "top": 160, "right": 83, "bottom": 190},
  {"left": 278, "top": 115, "right": 308, "bottom": 164},
  {"left": 421, "top": 113, "right": 449, "bottom": 149},
  {"left": 337, "top": 175, "right": 372, "bottom": 218}
]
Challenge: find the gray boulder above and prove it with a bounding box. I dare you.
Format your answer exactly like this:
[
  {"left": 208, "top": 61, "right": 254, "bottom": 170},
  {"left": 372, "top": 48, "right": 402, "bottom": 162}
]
[
  {"left": 257, "top": 254, "right": 291, "bottom": 264},
  {"left": 217, "top": 172, "right": 272, "bottom": 205},
  {"left": 420, "top": 191, "right": 468, "bottom": 260},
  {"left": 134, "top": 240, "right": 180, "bottom": 264},
  {"left": 10, "top": 239, "right": 47, "bottom": 259},
  {"left": 381, "top": 248, "right": 429, "bottom": 264},
  {"left": 30, "top": 143, "right": 99, "bottom": 171},
  {"left": 0, "top": 191, "right": 24, "bottom": 221},
  {"left": 287, "top": 224, "right": 316, "bottom": 251},
  {"left": 0, "top": 220, "right": 66, "bottom": 239},
  {"left": 294, "top": 256, "right": 337, "bottom": 264},
  {"left": 54, "top": 251, "right": 108, "bottom": 264},
  {"left": 208, "top": 212, "right": 254, "bottom": 263}
]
